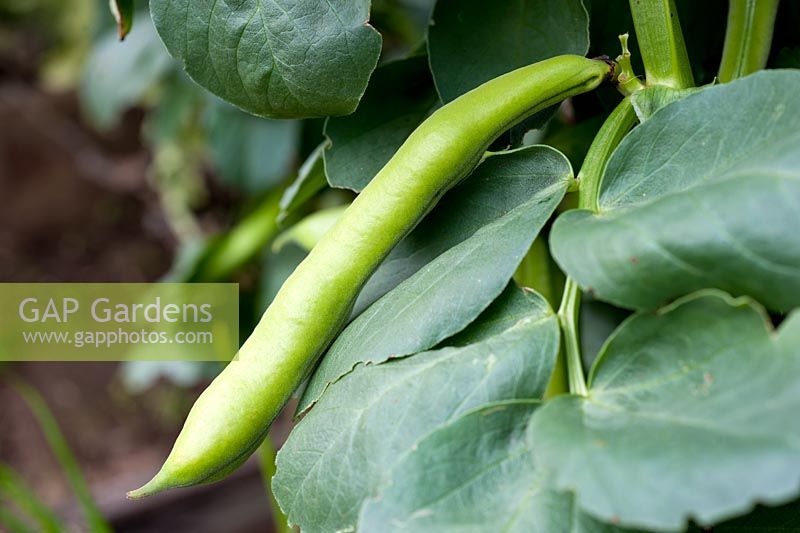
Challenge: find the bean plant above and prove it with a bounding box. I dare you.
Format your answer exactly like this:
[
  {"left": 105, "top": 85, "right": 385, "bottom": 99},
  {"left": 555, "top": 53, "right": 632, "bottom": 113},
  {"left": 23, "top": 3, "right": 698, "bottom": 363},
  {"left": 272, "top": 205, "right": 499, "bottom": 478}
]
[{"left": 121, "top": 0, "right": 800, "bottom": 531}]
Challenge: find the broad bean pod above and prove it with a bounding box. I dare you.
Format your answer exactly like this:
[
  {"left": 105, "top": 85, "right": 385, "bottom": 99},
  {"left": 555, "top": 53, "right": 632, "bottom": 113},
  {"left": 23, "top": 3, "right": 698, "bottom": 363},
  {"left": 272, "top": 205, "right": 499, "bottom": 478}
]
[{"left": 128, "top": 54, "right": 612, "bottom": 498}]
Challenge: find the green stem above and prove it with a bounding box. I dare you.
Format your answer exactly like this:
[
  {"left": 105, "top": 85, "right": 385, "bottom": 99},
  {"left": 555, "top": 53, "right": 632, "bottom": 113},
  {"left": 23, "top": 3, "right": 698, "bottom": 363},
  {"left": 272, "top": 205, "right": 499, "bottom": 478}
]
[
  {"left": 559, "top": 95, "right": 640, "bottom": 396},
  {"left": 628, "top": 0, "right": 694, "bottom": 88},
  {"left": 578, "top": 98, "right": 638, "bottom": 211},
  {"left": 557, "top": 278, "right": 586, "bottom": 396},
  {"left": 257, "top": 436, "right": 292, "bottom": 533},
  {"left": 719, "top": 0, "right": 780, "bottom": 82}
]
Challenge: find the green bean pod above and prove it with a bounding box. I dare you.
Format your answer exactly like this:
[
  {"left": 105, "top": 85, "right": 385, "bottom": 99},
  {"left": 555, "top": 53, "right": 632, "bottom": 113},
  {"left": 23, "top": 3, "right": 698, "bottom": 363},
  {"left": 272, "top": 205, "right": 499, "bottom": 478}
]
[{"left": 128, "top": 54, "right": 612, "bottom": 498}]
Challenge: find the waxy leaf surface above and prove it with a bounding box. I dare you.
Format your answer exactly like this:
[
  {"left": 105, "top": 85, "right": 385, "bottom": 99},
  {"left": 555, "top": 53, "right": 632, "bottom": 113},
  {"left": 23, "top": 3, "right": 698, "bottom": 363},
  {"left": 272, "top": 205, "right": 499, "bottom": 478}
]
[
  {"left": 531, "top": 291, "right": 800, "bottom": 530},
  {"left": 360, "top": 401, "right": 634, "bottom": 533},
  {"left": 552, "top": 71, "right": 800, "bottom": 311},
  {"left": 150, "top": 0, "right": 381, "bottom": 118},
  {"left": 274, "top": 288, "right": 559, "bottom": 533}
]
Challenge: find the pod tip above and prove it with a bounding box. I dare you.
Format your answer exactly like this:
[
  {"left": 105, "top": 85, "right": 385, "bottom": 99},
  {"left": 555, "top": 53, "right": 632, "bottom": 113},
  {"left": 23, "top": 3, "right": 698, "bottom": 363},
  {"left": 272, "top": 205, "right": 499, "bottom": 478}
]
[{"left": 126, "top": 471, "right": 168, "bottom": 499}]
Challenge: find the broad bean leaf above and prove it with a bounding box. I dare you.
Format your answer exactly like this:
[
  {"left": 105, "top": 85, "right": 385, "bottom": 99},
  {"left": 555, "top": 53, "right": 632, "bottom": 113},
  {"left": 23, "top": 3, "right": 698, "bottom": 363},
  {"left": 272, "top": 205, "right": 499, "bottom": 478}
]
[
  {"left": 277, "top": 143, "right": 328, "bottom": 222},
  {"left": 150, "top": 0, "right": 382, "bottom": 118},
  {"left": 359, "top": 401, "right": 634, "bottom": 533},
  {"left": 274, "top": 287, "right": 560, "bottom": 533},
  {"left": 428, "top": 0, "right": 589, "bottom": 102},
  {"left": 442, "top": 283, "right": 542, "bottom": 347},
  {"left": 352, "top": 146, "right": 571, "bottom": 316},
  {"left": 205, "top": 99, "right": 300, "bottom": 192},
  {"left": 80, "top": 12, "right": 173, "bottom": 129},
  {"left": 298, "top": 146, "right": 571, "bottom": 413},
  {"left": 531, "top": 291, "right": 800, "bottom": 531},
  {"left": 551, "top": 71, "right": 800, "bottom": 311},
  {"left": 324, "top": 56, "right": 438, "bottom": 191}
]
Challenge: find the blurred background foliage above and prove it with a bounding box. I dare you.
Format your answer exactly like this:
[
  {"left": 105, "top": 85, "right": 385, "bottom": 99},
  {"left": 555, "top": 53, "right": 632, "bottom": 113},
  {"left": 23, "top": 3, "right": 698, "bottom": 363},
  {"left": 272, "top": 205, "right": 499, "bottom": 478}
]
[{"left": 0, "top": 1, "right": 436, "bottom": 530}]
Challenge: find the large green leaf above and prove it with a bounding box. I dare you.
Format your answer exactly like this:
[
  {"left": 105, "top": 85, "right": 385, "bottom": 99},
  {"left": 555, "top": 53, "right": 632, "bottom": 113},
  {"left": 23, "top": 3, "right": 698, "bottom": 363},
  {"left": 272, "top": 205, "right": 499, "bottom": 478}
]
[
  {"left": 428, "top": 0, "right": 589, "bottom": 102},
  {"left": 531, "top": 291, "right": 800, "bottom": 531},
  {"left": 274, "top": 287, "right": 560, "bottom": 533},
  {"left": 150, "top": 0, "right": 382, "bottom": 118},
  {"left": 324, "top": 56, "right": 439, "bottom": 191},
  {"left": 359, "top": 401, "right": 633, "bottom": 533},
  {"left": 298, "top": 146, "right": 571, "bottom": 413},
  {"left": 551, "top": 71, "right": 800, "bottom": 311}
]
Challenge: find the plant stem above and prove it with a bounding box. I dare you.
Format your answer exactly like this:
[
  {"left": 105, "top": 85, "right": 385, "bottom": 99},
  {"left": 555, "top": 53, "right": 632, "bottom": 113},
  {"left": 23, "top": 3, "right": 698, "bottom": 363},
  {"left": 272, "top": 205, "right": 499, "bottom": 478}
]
[
  {"left": 557, "top": 278, "right": 587, "bottom": 396},
  {"left": 558, "top": 94, "right": 640, "bottom": 396},
  {"left": 719, "top": 0, "right": 780, "bottom": 82},
  {"left": 578, "top": 98, "right": 638, "bottom": 211},
  {"left": 628, "top": 0, "right": 694, "bottom": 88}
]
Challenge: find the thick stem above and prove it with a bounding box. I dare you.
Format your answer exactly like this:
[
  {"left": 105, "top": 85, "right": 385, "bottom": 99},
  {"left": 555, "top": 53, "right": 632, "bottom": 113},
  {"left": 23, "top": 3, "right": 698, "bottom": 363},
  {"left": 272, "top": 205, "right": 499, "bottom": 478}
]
[
  {"left": 629, "top": 0, "right": 694, "bottom": 88},
  {"left": 578, "top": 98, "right": 638, "bottom": 210},
  {"left": 719, "top": 0, "right": 780, "bottom": 82},
  {"left": 557, "top": 278, "right": 587, "bottom": 396}
]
